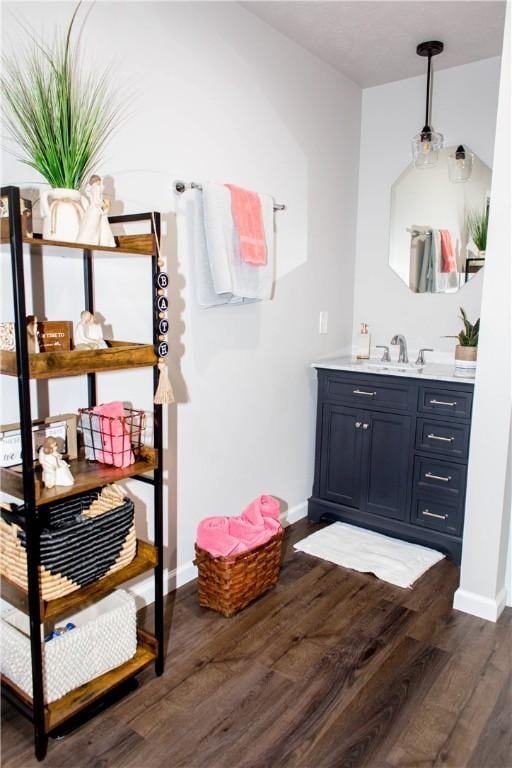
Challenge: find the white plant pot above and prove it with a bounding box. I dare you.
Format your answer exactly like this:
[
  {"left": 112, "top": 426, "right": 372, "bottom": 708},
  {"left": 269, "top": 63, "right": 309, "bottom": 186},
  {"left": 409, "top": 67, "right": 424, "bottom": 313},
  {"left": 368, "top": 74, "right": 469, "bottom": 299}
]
[{"left": 40, "top": 188, "right": 86, "bottom": 243}]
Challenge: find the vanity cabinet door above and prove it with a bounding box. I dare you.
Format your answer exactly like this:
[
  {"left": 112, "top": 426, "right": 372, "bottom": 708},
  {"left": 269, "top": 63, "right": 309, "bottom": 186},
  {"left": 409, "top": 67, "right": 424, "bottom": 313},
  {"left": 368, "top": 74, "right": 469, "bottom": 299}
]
[
  {"left": 319, "top": 404, "right": 364, "bottom": 509},
  {"left": 361, "top": 411, "right": 412, "bottom": 521}
]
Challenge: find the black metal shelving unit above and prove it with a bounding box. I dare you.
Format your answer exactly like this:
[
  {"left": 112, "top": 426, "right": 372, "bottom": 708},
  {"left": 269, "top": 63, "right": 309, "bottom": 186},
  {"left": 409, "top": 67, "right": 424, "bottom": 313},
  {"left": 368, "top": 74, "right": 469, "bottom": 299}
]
[{"left": 0, "top": 185, "right": 165, "bottom": 761}]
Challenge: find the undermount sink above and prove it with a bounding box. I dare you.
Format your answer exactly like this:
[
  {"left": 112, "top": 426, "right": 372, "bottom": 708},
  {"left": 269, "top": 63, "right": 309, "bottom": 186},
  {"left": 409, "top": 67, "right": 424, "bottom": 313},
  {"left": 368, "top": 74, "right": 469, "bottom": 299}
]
[{"left": 361, "top": 360, "right": 424, "bottom": 374}]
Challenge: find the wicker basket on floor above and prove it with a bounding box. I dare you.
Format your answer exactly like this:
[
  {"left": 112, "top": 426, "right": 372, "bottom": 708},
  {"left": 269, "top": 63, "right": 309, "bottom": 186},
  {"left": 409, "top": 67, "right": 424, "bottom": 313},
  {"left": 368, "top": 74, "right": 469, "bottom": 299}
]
[{"left": 194, "top": 530, "right": 284, "bottom": 617}]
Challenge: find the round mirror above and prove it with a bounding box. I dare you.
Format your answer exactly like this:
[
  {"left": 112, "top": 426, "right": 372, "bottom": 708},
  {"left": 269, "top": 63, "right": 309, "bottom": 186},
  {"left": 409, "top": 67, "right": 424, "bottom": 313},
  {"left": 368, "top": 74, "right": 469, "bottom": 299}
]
[{"left": 389, "top": 146, "right": 491, "bottom": 293}]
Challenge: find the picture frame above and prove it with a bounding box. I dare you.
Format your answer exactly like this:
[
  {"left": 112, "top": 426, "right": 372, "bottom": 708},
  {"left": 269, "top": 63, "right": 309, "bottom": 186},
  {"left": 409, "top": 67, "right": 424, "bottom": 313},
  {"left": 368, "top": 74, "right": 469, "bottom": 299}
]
[{"left": 0, "top": 413, "right": 78, "bottom": 468}]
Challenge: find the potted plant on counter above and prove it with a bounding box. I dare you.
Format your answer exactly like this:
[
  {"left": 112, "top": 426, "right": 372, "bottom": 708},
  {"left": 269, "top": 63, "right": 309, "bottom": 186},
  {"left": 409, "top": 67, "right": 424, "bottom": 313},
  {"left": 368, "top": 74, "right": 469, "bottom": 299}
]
[
  {"left": 451, "top": 307, "right": 479, "bottom": 374},
  {"left": 1, "top": 4, "right": 123, "bottom": 243}
]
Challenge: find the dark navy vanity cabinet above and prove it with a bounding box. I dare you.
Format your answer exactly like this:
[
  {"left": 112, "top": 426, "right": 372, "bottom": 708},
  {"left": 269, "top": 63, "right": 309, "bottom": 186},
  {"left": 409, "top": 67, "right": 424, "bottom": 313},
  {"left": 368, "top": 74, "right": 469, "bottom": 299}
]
[{"left": 308, "top": 367, "right": 474, "bottom": 564}]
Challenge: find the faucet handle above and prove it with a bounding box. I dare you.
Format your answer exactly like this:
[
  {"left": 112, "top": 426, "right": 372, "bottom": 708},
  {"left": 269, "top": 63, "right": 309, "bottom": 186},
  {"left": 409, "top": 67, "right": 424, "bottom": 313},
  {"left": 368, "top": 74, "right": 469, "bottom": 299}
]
[
  {"left": 375, "top": 345, "right": 390, "bottom": 362},
  {"left": 416, "top": 348, "right": 434, "bottom": 365}
]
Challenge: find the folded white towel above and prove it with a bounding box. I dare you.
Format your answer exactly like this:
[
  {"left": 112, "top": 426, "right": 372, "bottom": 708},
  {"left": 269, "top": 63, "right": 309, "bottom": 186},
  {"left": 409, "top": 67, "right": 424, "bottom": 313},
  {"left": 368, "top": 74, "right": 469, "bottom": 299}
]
[
  {"left": 184, "top": 189, "right": 229, "bottom": 308},
  {"left": 193, "top": 182, "right": 275, "bottom": 306},
  {"left": 202, "top": 182, "right": 237, "bottom": 296}
]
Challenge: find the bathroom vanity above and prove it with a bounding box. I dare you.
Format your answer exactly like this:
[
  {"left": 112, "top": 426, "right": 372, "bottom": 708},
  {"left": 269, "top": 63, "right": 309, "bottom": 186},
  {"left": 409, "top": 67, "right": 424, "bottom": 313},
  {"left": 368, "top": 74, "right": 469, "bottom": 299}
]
[{"left": 308, "top": 358, "right": 475, "bottom": 564}]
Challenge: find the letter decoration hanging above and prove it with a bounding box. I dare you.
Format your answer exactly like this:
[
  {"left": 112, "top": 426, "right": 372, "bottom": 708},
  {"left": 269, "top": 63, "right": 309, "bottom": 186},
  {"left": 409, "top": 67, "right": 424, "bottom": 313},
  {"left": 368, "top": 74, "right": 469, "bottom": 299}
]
[{"left": 152, "top": 216, "right": 175, "bottom": 405}]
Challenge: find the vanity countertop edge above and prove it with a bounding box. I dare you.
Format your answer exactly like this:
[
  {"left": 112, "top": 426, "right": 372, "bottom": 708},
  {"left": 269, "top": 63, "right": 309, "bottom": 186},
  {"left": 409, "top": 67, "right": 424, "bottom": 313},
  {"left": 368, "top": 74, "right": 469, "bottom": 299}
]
[{"left": 311, "top": 356, "right": 475, "bottom": 386}]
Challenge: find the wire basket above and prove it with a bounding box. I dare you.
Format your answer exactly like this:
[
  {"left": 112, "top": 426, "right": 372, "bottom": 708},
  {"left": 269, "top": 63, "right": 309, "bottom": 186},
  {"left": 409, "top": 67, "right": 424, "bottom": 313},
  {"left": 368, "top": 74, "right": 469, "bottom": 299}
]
[{"left": 78, "top": 406, "right": 145, "bottom": 467}]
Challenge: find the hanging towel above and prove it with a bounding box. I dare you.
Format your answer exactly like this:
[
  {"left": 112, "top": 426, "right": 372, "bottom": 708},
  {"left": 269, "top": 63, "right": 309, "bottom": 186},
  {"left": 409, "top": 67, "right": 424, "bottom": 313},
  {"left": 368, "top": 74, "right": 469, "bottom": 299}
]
[
  {"left": 439, "top": 229, "right": 457, "bottom": 273},
  {"left": 184, "top": 189, "right": 235, "bottom": 308},
  {"left": 417, "top": 230, "right": 433, "bottom": 293},
  {"left": 200, "top": 183, "right": 275, "bottom": 303},
  {"left": 225, "top": 185, "right": 267, "bottom": 266},
  {"left": 230, "top": 193, "right": 275, "bottom": 301}
]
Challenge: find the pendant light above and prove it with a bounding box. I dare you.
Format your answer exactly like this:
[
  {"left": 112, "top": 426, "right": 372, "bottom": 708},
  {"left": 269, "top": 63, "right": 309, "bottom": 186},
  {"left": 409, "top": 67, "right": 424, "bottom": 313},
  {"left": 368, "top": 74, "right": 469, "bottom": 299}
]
[
  {"left": 448, "top": 144, "right": 474, "bottom": 182},
  {"left": 412, "top": 41, "right": 444, "bottom": 169}
]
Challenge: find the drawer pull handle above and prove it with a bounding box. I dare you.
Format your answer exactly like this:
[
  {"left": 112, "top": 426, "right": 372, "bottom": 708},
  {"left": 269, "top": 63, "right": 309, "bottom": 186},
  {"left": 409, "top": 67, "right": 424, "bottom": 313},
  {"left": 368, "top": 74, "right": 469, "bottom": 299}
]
[
  {"left": 421, "top": 509, "right": 448, "bottom": 520},
  {"left": 425, "top": 472, "right": 452, "bottom": 482},
  {"left": 353, "top": 389, "right": 377, "bottom": 397},
  {"left": 430, "top": 399, "right": 457, "bottom": 407},
  {"left": 427, "top": 433, "right": 455, "bottom": 443}
]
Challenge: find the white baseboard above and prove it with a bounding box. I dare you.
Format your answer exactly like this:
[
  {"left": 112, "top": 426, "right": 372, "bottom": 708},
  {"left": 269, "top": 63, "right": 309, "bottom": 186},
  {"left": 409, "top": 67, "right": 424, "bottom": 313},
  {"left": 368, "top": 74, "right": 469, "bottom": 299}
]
[
  {"left": 453, "top": 586, "right": 508, "bottom": 622},
  {"left": 129, "top": 500, "right": 309, "bottom": 607}
]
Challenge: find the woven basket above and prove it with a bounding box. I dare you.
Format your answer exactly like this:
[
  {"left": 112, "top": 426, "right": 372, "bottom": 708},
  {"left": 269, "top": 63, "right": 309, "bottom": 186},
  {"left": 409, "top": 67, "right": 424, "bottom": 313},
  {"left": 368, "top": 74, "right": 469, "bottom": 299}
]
[
  {"left": 0, "top": 485, "right": 136, "bottom": 601},
  {"left": 194, "top": 530, "right": 284, "bottom": 618}
]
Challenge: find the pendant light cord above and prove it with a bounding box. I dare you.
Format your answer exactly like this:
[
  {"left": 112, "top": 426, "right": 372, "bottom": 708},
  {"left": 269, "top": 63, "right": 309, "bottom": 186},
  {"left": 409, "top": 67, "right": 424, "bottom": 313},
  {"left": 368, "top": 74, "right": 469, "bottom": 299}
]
[{"left": 424, "top": 52, "right": 432, "bottom": 131}]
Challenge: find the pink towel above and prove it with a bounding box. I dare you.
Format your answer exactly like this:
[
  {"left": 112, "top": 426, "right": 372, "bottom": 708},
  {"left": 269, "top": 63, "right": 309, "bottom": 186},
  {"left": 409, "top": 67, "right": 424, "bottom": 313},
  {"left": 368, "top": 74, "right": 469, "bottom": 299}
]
[
  {"left": 92, "top": 401, "right": 135, "bottom": 468},
  {"left": 241, "top": 494, "right": 281, "bottom": 526},
  {"left": 197, "top": 517, "right": 245, "bottom": 557},
  {"left": 196, "top": 495, "right": 282, "bottom": 558},
  {"left": 440, "top": 229, "right": 456, "bottom": 273},
  {"left": 225, "top": 184, "right": 267, "bottom": 266}
]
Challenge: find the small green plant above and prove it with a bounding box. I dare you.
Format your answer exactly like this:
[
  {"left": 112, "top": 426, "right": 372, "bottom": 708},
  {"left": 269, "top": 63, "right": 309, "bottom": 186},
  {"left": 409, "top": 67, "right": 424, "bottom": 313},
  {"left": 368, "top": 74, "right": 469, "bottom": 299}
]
[
  {"left": 1, "top": 4, "right": 123, "bottom": 190},
  {"left": 466, "top": 208, "right": 489, "bottom": 252},
  {"left": 456, "top": 307, "right": 480, "bottom": 347}
]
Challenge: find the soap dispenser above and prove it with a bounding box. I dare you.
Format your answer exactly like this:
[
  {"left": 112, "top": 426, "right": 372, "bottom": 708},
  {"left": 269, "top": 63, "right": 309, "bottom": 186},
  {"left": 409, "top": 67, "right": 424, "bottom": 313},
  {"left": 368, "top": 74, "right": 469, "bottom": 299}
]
[{"left": 356, "top": 323, "right": 371, "bottom": 360}]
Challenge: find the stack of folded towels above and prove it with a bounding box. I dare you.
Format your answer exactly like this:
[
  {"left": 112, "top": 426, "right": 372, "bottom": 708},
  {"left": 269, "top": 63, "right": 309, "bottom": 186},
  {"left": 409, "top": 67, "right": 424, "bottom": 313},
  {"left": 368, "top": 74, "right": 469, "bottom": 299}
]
[{"left": 196, "top": 495, "right": 282, "bottom": 558}]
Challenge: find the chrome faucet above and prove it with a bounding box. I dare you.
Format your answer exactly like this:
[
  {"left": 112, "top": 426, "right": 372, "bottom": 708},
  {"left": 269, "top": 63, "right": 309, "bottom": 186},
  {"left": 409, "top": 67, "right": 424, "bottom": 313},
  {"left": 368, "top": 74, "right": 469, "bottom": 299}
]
[{"left": 390, "top": 334, "right": 409, "bottom": 363}]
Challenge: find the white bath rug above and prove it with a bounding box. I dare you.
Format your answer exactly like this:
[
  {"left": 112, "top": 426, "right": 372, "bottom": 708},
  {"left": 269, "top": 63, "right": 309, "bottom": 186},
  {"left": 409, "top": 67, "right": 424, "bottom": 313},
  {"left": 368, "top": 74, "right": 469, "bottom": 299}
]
[{"left": 294, "top": 522, "right": 445, "bottom": 589}]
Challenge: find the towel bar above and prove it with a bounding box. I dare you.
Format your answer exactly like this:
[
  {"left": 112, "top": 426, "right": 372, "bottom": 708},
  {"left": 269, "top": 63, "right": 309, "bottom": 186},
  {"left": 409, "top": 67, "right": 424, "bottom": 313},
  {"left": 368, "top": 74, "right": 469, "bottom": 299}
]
[{"left": 173, "top": 180, "right": 286, "bottom": 211}]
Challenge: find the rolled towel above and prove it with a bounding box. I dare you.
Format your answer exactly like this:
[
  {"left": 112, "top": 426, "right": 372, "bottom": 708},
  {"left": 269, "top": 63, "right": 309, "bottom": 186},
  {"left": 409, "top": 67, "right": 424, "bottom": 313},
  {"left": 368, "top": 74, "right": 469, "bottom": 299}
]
[
  {"left": 241, "top": 495, "right": 281, "bottom": 526},
  {"left": 228, "top": 517, "right": 275, "bottom": 549},
  {"left": 197, "top": 517, "right": 243, "bottom": 557}
]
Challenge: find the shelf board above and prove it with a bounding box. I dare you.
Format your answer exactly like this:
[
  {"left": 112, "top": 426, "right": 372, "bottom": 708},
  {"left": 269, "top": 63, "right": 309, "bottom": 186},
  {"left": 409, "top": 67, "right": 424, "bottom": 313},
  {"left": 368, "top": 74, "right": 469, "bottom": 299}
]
[
  {"left": 1, "top": 631, "right": 157, "bottom": 732},
  {"left": 0, "top": 540, "right": 157, "bottom": 622},
  {"left": 0, "top": 445, "right": 157, "bottom": 505},
  {"left": 0, "top": 232, "right": 156, "bottom": 256},
  {"left": 0, "top": 340, "right": 156, "bottom": 379}
]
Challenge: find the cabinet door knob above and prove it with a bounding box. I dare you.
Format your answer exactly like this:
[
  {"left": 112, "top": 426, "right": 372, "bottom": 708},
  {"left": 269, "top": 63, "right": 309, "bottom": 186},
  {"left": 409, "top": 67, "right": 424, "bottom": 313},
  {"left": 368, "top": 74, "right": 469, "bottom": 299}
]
[
  {"left": 362, "top": 423, "right": 370, "bottom": 430},
  {"left": 355, "top": 422, "right": 362, "bottom": 429}
]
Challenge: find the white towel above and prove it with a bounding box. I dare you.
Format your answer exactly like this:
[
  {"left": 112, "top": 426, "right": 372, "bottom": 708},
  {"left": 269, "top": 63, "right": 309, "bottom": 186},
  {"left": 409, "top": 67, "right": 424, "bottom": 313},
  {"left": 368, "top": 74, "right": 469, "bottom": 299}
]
[
  {"left": 184, "top": 189, "right": 241, "bottom": 308},
  {"left": 201, "top": 182, "right": 275, "bottom": 304},
  {"left": 202, "top": 182, "right": 237, "bottom": 296}
]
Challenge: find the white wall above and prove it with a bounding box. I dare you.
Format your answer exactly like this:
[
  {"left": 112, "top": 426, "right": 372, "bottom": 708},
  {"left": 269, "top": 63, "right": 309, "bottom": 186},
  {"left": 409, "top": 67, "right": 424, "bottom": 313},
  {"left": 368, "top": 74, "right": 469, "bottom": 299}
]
[
  {"left": 453, "top": 3, "right": 511, "bottom": 621},
  {"left": 353, "top": 57, "right": 501, "bottom": 360},
  {"left": 1, "top": 2, "right": 361, "bottom": 592}
]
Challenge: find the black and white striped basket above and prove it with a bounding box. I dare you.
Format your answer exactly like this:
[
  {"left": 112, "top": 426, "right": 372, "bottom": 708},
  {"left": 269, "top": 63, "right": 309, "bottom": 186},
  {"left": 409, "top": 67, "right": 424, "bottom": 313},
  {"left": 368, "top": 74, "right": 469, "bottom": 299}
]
[{"left": 0, "top": 486, "right": 136, "bottom": 600}]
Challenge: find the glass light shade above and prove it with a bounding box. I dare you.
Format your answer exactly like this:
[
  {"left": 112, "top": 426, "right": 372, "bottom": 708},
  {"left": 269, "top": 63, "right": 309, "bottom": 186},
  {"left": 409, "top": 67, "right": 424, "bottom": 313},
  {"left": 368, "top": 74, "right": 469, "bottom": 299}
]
[
  {"left": 448, "top": 149, "right": 474, "bottom": 182},
  {"left": 411, "top": 130, "right": 444, "bottom": 168}
]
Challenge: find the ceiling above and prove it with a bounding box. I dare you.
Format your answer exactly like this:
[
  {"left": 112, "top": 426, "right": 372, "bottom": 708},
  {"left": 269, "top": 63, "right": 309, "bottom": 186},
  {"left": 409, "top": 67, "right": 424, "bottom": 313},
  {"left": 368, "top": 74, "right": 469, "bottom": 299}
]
[{"left": 240, "top": 1, "right": 506, "bottom": 87}]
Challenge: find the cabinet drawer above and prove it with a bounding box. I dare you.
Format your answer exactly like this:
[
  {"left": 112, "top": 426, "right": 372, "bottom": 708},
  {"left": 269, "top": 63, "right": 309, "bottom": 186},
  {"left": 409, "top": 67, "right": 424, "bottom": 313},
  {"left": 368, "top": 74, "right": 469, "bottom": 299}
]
[
  {"left": 418, "top": 386, "right": 472, "bottom": 420},
  {"left": 323, "top": 374, "right": 414, "bottom": 412},
  {"left": 412, "top": 496, "right": 463, "bottom": 537},
  {"left": 416, "top": 419, "right": 470, "bottom": 459},
  {"left": 413, "top": 456, "right": 466, "bottom": 502}
]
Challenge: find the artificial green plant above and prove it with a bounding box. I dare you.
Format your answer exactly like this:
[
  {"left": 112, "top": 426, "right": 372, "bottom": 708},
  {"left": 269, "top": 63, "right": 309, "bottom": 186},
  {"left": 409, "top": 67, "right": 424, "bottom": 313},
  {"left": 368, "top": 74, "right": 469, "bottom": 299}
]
[{"left": 1, "top": 4, "right": 122, "bottom": 190}]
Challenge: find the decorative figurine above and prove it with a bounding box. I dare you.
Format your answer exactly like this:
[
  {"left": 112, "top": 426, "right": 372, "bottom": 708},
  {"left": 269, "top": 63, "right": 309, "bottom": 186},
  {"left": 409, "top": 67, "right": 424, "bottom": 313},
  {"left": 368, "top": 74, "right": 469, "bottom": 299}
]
[
  {"left": 74, "top": 310, "right": 108, "bottom": 350},
  {"left": 38, "top": 437, "right": 74, "bottom": 488},
  {"left": 26, "top": 315, "right": 39, "bottom": 354},
  {"left": 78, "top": 175, "right": 116, "bottom": 247}
]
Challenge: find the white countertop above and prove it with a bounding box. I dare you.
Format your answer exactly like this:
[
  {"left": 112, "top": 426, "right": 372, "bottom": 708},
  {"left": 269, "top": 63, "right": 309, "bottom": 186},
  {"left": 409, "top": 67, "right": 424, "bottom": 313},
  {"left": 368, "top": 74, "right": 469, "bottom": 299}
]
[{"left": 311, "top": 356, "right": 475, "bottom": 385}]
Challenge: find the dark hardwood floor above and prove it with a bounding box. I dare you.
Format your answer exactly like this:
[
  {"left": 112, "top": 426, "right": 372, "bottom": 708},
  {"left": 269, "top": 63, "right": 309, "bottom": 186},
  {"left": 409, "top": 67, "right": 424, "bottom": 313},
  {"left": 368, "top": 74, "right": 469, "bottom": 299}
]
[{"left": 2, "top": 519, "right": 511, "bottom": 768}]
